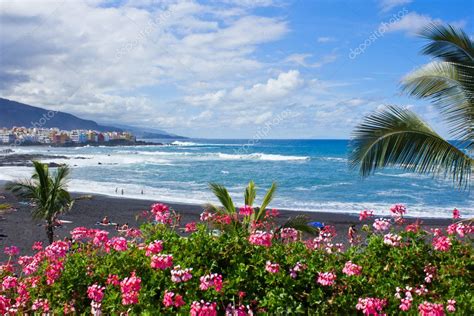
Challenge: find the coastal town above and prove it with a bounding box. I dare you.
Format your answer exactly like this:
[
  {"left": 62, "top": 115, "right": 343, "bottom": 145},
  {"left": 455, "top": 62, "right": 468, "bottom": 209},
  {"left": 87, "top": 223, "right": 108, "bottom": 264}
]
[{"left": 0, "top": 127, "right": 136, "bottom": 145}]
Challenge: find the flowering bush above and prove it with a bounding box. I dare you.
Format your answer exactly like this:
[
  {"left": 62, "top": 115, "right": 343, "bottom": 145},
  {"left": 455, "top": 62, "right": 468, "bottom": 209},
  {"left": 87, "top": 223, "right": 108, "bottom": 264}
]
[{"left": 0, "top": 203, "right": 472, "bottom": 315}]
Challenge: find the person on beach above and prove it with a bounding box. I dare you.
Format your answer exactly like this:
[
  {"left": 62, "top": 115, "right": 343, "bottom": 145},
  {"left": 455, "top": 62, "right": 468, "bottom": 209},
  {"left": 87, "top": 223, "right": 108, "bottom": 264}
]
[
  {"left": 121, "top": 189, "right": 124, "bottom": 195},
  {"left": 115, "top": 188, "right": 118, "bottom": 194},
  {"left": 101, "top": 216, "right": 110, "bottom": 225},
  {"left": 348, "top": 225, "right": 357, "bottom": 244}
]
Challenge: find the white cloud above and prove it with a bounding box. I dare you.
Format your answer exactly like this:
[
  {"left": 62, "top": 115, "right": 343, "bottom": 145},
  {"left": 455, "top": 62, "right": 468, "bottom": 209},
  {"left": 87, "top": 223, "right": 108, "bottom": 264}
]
[
  {"left": 317, "top": 36, "right": 336, "bottom": 43},
  {"left": 185, "top": 70, "right": 304, "bottom": 109},
  {"left": 284, "top": 53, "right": 337, "bottom": 68},
  {"left": 0, "top": 0, "right": 290, "bottom": 128},
  {"left": 386, "top": 12, "right": 440, "bottom": 34},
  {"left": 379, "top": 0, "right": 412, "bottom": 13}
]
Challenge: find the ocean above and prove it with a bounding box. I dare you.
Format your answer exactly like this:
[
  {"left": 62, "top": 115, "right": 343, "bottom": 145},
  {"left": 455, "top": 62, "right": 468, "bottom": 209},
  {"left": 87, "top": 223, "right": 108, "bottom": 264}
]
[{"left": 0, "top": 139, "right": 472, "bottom": 218}]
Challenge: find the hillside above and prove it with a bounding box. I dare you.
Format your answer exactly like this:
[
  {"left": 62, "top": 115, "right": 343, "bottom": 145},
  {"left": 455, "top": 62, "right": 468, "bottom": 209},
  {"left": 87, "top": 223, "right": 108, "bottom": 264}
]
[{"left": 0, "top": 98, "right": 184, "bottom": 138}]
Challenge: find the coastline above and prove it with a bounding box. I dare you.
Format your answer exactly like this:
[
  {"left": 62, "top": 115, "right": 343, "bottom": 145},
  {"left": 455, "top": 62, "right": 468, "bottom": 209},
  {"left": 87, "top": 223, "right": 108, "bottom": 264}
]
[{"left": 0, "top": 183, "right": 453, "bottom": 261}]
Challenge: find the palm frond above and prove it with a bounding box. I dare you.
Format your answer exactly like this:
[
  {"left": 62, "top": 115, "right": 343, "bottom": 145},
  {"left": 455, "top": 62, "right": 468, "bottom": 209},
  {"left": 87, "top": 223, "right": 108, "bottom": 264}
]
[
  {"left": 244, "top": 181, "right": 256, "bottom": 207},
  {"left": 209, "top": 183, "right": 235, "bottom": 214},
  {"left": 401, "top": 61, "right": 474, "bottom": 147},
  {"left": 350, "top": 105, "right": 472, "bottom": 188},
  {"left": 281, "top": 215, "right": 318, "bottom": 236},
  {"left": 255, "top": 182, "right": 277, "bottom": 220},
  {"left": 419, "top": 23, "right": 474, "bottom": 63},
  {"left": 260, "top": 182, "right": 277, "bottom": 211}
]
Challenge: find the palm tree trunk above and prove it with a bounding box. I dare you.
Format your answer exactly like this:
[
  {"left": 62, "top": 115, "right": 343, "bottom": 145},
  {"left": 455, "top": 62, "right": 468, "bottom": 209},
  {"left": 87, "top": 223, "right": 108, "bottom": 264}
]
[{"left": 46, "top": 223, "right": 54, "bottom": 244}]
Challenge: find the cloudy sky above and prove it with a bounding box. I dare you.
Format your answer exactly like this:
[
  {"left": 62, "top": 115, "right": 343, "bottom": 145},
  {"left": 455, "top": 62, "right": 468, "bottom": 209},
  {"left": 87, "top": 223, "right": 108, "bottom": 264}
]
[{"left": 0, "top": 0, "right": 472, "bottom": 138}]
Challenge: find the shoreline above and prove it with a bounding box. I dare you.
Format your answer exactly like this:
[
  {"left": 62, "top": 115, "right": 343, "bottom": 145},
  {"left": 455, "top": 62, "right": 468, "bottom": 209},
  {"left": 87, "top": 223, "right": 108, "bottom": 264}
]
[{"left": 0, "top": 184, "right": 454, "bottom": 261}]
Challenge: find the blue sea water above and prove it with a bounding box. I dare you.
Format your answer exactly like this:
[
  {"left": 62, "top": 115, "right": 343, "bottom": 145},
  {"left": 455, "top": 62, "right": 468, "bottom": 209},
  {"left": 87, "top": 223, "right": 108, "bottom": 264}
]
[{"left": 0, "top": 139, "right": 472, "bottom": 218}]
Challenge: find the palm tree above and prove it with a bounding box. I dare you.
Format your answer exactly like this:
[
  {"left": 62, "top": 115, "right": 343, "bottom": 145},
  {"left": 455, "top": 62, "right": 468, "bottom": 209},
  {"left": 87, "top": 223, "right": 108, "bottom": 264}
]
[
  {"left": 350, "top": 23, "right": 473, "bottom": 188},
  {"left": 6, "top": 161, "right": 74, "bottom": 244},
  {"left": 209, "top": 181, "right": 317, "bottom": 235}
]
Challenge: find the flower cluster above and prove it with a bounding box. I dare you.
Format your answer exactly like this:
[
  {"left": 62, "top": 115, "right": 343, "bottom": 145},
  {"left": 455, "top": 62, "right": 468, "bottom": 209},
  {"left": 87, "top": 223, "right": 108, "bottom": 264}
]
[
  {"left": 239, "top": 205, "right": 253, "bottom": 217},
  {"left": 418, "top": 301, "right": 444, "bottom": 316},
  {"left": 383, "top": 233, "right": 402, "bottom": 247},
  {"left": 145, "top": 240, "right": 163, "bottom": 256},
  {"left": 190, "top": 300, "right": 217, "bottom": 316},
  {"left": 289, "top": 262, "right": 307, "bottom": 279},
  {"left": 185, "top": 222, "right": 197, "bottom": 232},
  {"left": 150, "top": 254, "right": 173, "bottom": 270},
  {"left": 432, "top": 235, "right": 451, "bottom": 251},
  {"left": 151, "top": 203, "right": 172, "bottom": 224},
  {"left": 317, "top": 272, "right": 336, "bottom": 286},
  {"left": 248, "top": 231, "right": 273, "bottom": 247},
  {"left": 171, "top": 265, "right": 193, "bottom": 283},
  {"left": 342, "top": 261, "right": 362, "bottom": 276},
  {"left": 279, "top": 227, "right": 299, "bottom": 243},
  {"left": 265, "top": 261, "right": 280, "bottom": 274},
  {"left": 120, "top": 271, "right": 141, "bottom": 305},
  {"left": 87, "top": 284, "right": 105, "bottom": 303},
  {"left": 199, "top": 273, "right": 223, "bottom": 292},
  {"left": 355, "top": 297, "right": 387, "bottom": 315},
  {"left": 373, "top": 218, "right": 391, "bottom": 231},
  {"left": 162, "top": 291, "right": 185, "bottom": 308},
  {"left": 359, "top": 210, "right": 374, "bottom": 221}
]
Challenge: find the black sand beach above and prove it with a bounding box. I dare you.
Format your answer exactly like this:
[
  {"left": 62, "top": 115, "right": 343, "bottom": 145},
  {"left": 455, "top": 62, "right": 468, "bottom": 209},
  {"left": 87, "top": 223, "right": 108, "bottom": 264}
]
[{"left": 0, "top": 183, "right": 453, "bottom": 262}]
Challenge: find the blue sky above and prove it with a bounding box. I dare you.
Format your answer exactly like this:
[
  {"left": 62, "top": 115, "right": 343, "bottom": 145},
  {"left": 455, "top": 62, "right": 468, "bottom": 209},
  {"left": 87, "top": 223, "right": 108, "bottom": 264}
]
[{"left": 1, "top": 0, "right": 472, "bottom": 138}]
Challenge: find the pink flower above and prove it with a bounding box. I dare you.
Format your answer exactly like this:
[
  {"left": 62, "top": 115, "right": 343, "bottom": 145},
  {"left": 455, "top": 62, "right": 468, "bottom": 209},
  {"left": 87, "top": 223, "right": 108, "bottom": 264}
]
[
  {"left": 432, "top": 236, "right": 451, "bottom": 251},
  {"left": 239, "top": 205, "right": 253, "bottom": 217},
  {"left": 289, "top": 262, "right": 307, "bottom": 279},
  {"left": 225, "top": 304, "right": 253, "bottom": 316},
  {"left": 145, "top": 240, "right": 163, "bottom": 256},
  {"left": 0, "top": 295, "right": 11, "bottom": 314},
  {"left": 93, "top": 230, "right": 109, "bottom": 247},
  {"left": 265, "top": 261, "right": 280, "bottom": 274},
  {"left": 171, "top": 265, "right": 193, "bottom": 283},
  {"left": 151, "top": 254, "right": 173, "bottom": 270},
  {"left": 317, "top": 272, "right": 336, "bottom": 286},
  {"left": 125, "top": 228, "right": 142, "bottom": 238},
  {"left": 3, "top": 246, "right": 19, "bottom": 256},
  {"left": 120, "top": 271, "right": 141, "bottom": 305},
  {"left": 32, "top": 241, "right": 43, "bottom": 251},
  {"left": 342, "top": 261, "right": 362, "bottom": 276},
  {"left": 151, "top": 203, "right": 172, "bottom": 224},
  {"left": 109, "top": 237, "right": 128, "bottom": 252},
  {"left": 190, "top": 300, "right": 217, "bottom": 316},
  {"left": 163, "top": 290, "right": 185, "bottom": 308},
  {"left": 280, "top": 227, "right": 299, "bottom": 243},
  {"left": 87, "top": 284, "right": 105, "bottom": 302},
  {"left": 248, "top": 231, "right": 273, "bottom": 247},
  {"left": 390, "top": 204, "right": 406, "bottom": 217},
  {"left": 424, "top": 265, "right": 437, "bottom": 283},
  {"left": 447, "top": 223, "right": 471, "bottom": 238},
  {"left": 200, "top": 273, "right": 223, "bottom": 292},
  {"left": 70, "top": 227, "right": 95, "bottom": 241},
  {"left": 383, "top": 233, "right": 402, "bottom": 247},
  {"left": 106, "top": 274, "right": 120, "bottom": 286},
  {"left": 185, "top": 222, "right": 197, "bottom": 232},
  {"left": 452, "top": 208, "right": 460, "bottom": 219},
  {"left": 355, "top": 297, "right": 387, "bottom": 315},
  {"left": 418, "top": 301, "right": 444, "bottom": 316},
  {"left": 32, "top": 298, "right": 50, "bottom": 312},
  {"left": 200, "top": 210, "right": 213, "bottom": 222},
  {"left": 359, "top": 210, "right": 374, "bottom": 221},
  {"left": 399, "top": 298, "right": 412, "bottom": 311},
  {"left": 2, "top": 276, "right": 17, "bottom": 290},
  {"left": 45, "top": 259, "right": 64, "bottom": 285},
  {"left": 373, "top": 218, "right": 391, "bottom": 231},
  {"left": 446, "top": 299, "right": 456, "bottom": 313}
]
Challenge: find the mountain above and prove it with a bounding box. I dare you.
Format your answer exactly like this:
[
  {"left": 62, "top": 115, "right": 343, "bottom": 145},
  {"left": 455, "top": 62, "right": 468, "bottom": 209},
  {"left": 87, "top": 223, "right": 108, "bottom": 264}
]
[
  {"left": 113, "top": 124, "right": 187, "bottom": 139},
  {"left": 0, "top": 98, "right": 184, "bottom": 138},
  {"left": 0, "top": 98, "right": 119, "bottom": 131}
]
